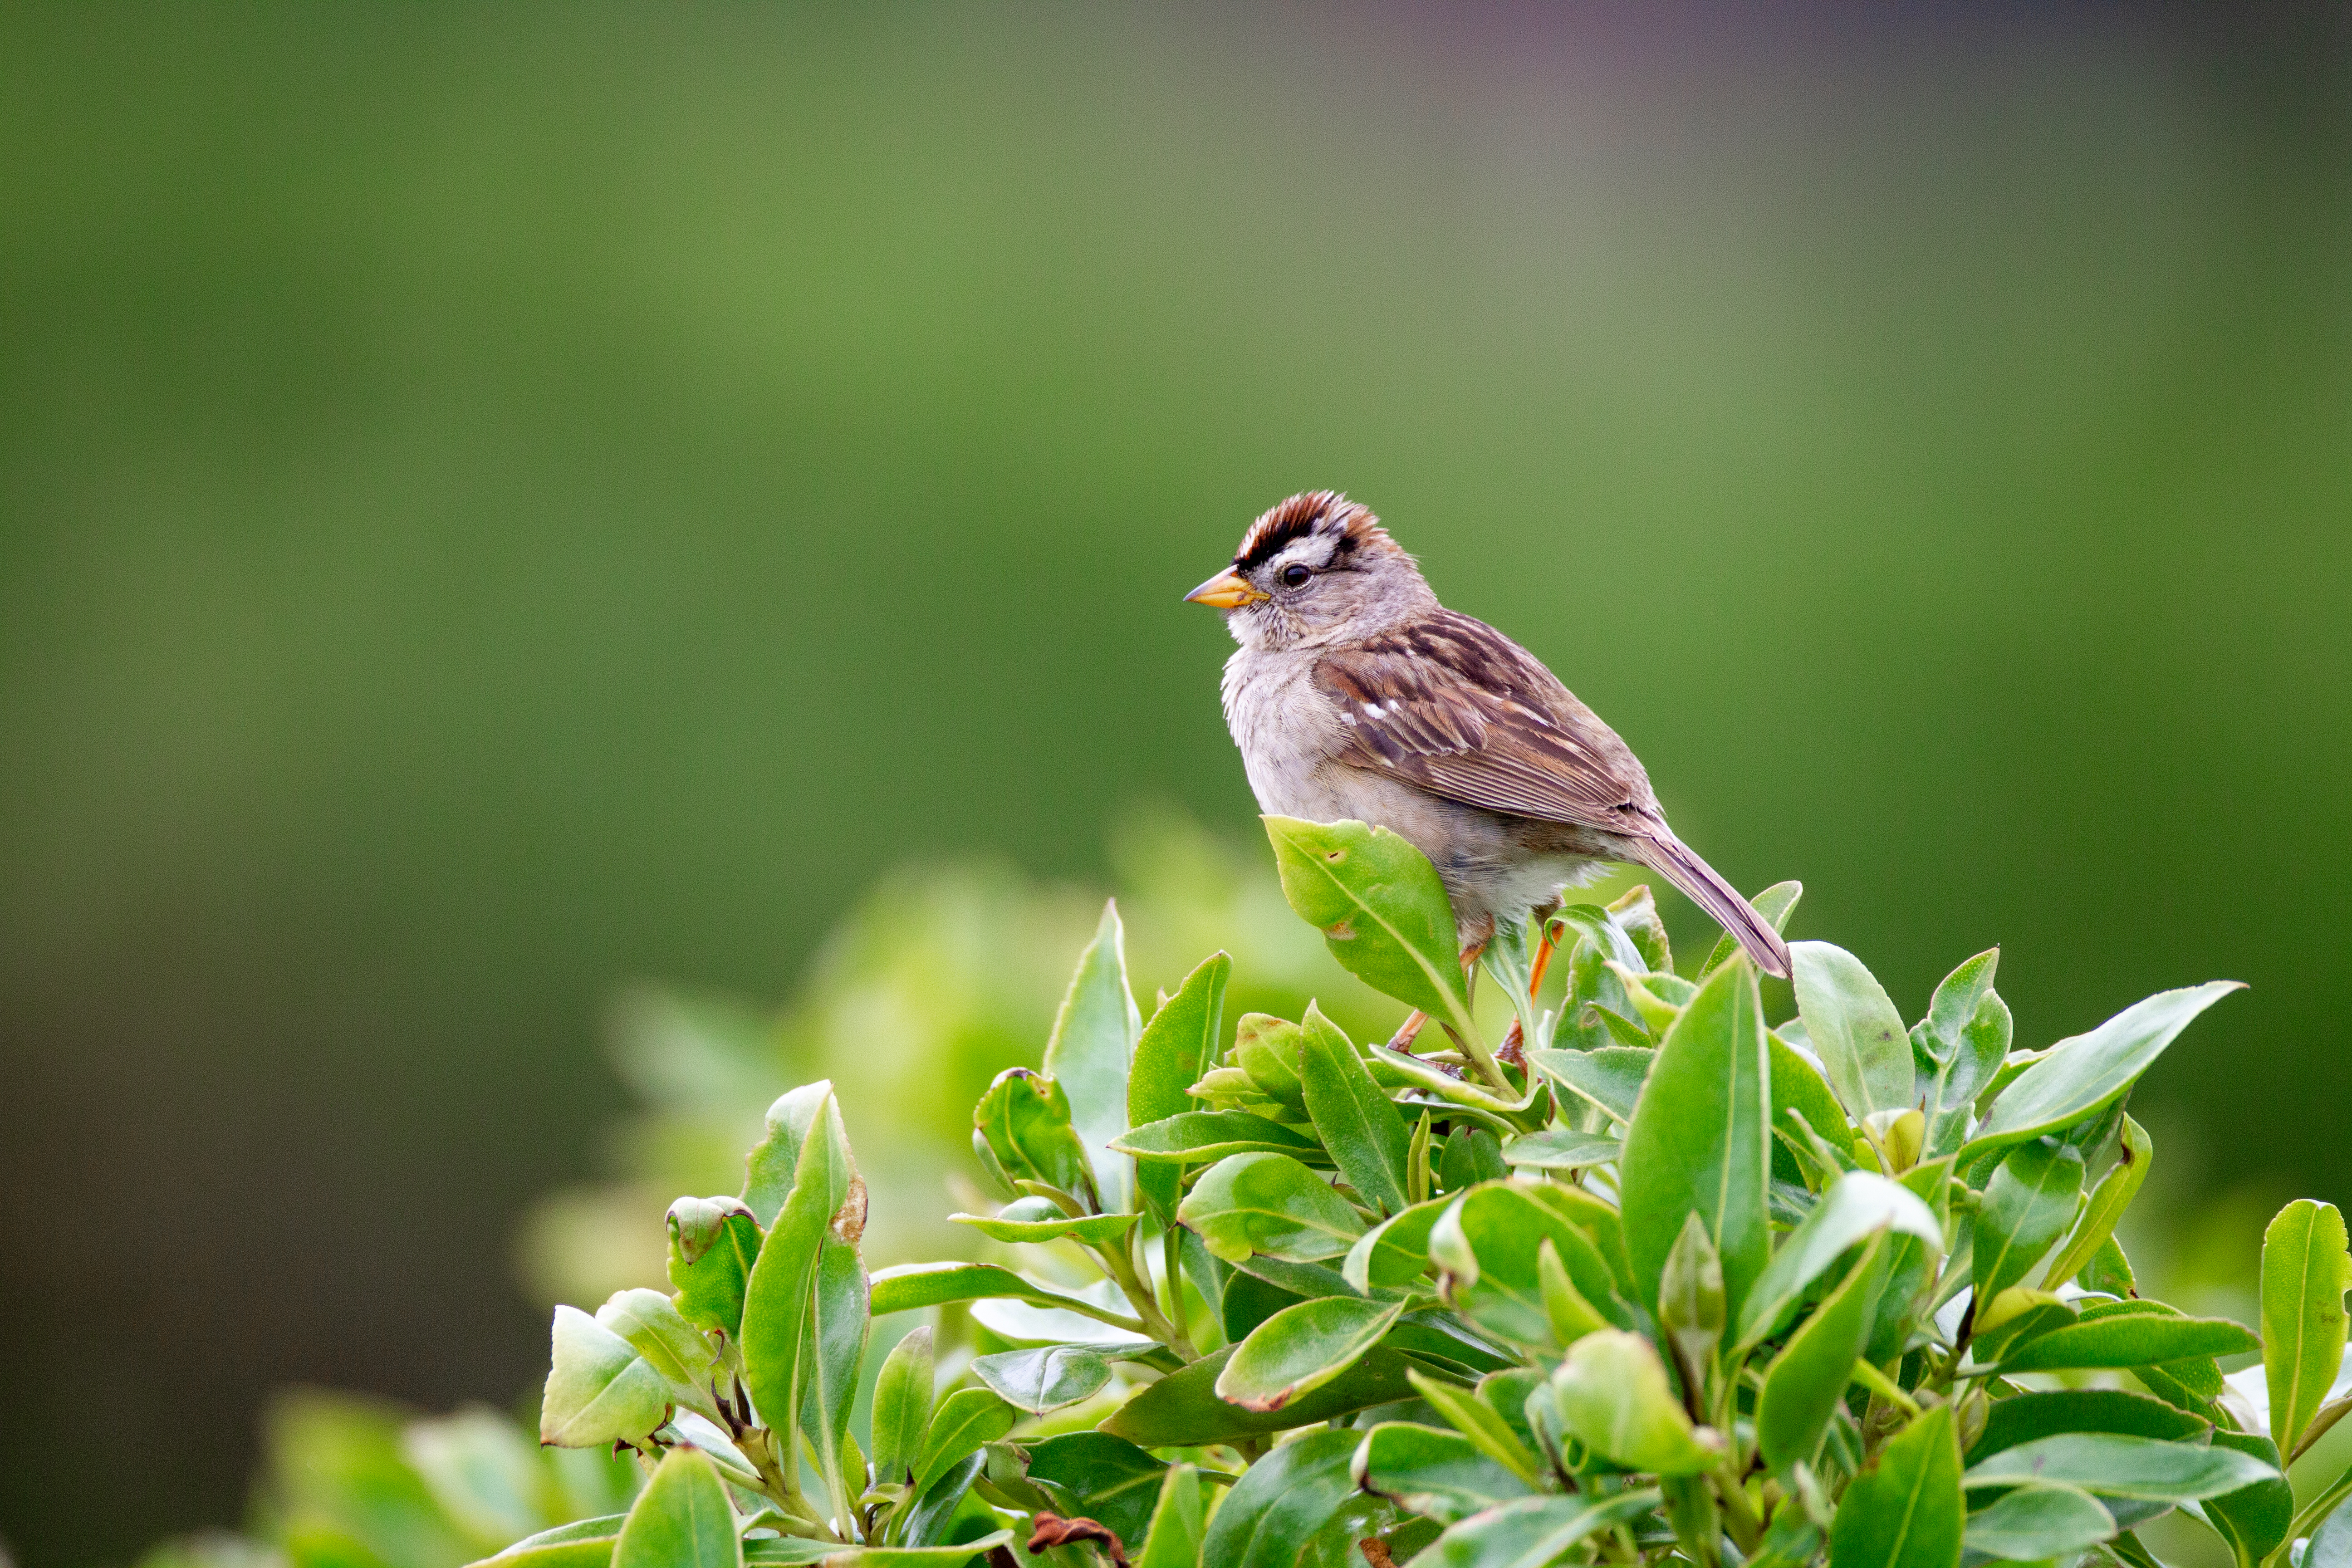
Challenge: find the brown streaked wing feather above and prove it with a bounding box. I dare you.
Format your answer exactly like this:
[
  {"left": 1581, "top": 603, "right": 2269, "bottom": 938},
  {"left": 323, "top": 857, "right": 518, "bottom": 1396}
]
[{"left": 1316, "top": 610, "right": 1657, "bottom": 830}]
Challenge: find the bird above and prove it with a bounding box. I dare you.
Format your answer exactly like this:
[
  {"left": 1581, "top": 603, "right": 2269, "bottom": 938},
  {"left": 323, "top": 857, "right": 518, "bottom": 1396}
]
[{"left": 1185, "top": 490, "right": 1791, "bottom": 999}]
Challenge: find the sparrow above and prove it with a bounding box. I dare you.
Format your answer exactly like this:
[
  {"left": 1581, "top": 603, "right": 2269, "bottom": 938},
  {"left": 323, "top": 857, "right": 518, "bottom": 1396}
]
[{"left": 1186, "top": 490, "right": 1791, "bottom": 981}]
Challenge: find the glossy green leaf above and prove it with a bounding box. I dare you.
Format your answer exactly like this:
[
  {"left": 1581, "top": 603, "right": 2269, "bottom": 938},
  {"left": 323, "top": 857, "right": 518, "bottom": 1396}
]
[
  {"left": 1112, "top": 1110, "right": 1328, "bottom": 1165},
  {"left": 895, "top": 1447, "right": 986, "bottom": 1550},
  {"left": 593, "top": 1289, "right": 720, "bottom": 1421},
  {"left": 866, "top": 1262, "right": 1142, "bottom": 1332},
  {"left": 1298, "top": 1003, "right": 1411, "bottom": 1216},
  {"left": 1539, "top": 1238, "right": 1611, "bottom": 1345},
  {"left": 666, "top": 1197, "right": 762, "bottom": 1342},
  {"left": 740, "top": 1083, "right": 860, "bottom": 1480},
  {"left": 1100, "top": 1344, "right": 1421, "bottom": 1446},
  {"left": 797, "top": 1233, "right": 868, "bottom": 1522},
  {"left": 1440, "top": 1124, "right": 1509, "bottom": 1191},
  {"left": 480, "top": 1515, "right": 625, "bottom": 1568},
  {"left": 1343, "top": 1197, "right": 1449, "bottom": 1293},
  {"left": 1660, "top": 1211, "right": 1725, "bottom": 1375},
  {"left": 1352, "top": 1422, "right": 1534, "bottom": 1526},
  {"left": 971, "top": 1068, "right": 1094, "bottom": 1205},
  {"left": 946, "top": 1195, "right": 1139, "bottom": 1245},
  {"left": 1198, "top": 1427, "right": 1361, "bottom": 1568},
  {"left": 2303, "top": 1492, "right": 2352, "bottom": 1568},
  {"left": 1993, "top": 1307, "right": 2259, "bottom": 1373},
  {"left": 743, "top": 1082, "right": 832, "bottom": 1228},
  {"left": 1968, "top": 1388, "right": 2207, "bottom": 1460},
  {"left": 1701, "top": 881, "right": 1802, "bottom": 980},
  {"left": 1431, "top": 1182, "right": 1634, "bottom": 1346},
  {"left": 2039, "top": 1116, "right": 2152, "bottom": 1295},
  {"left": 1419, "top": 1488, "right": 1664, "bottom": 1568},
  {"left": 1791, "top": 941, "right": 1914, "bottom": 1120},
  {"left": 1264, "top": 816, "right": 1478, "bottom": 1041},
  {"left": 1770, "top": 1031, "right": 1855, "bottom": 1164},
  {"left": 539, "top": 1306, "right": 672, "bottom": 1449},
  {"left": 1527, "top": 1046, "right": 1653, "bottom": 1123},
  {"left": 912, "top": 1387, "right": 1017, "bottom": 1496},
  {"left": 1177, "top": 1152, "right": 1364, "bottom": 1263},
  {"left": 746, "top": 1538, "right": 1012, "bottom": 1567},
  {"left": 1966, "top": 1432, "right": 2276, "bottom": 1500},
  {"left": 970, "top": 1344, "right": 1111, "bottom": 1414},
  {"left": 1133, "top": 1464, "right": 1205, "bottom": 1568},
  {"left": 612, "top": 1449, "right": 739, "bottom": 1568},
  {"left": 1408, "top": 1367, "right": 1547, "bottom": 1489},
  {"left": 1230, "top": 1013, "right": 1308, "bottom": 1109},
  {"left": 1738, "top": 1171, "right": 1942, "bottom": 1348},
  {"left": 1044, "top": 899, "right": 1141, "bottom": 1212},
  {"left": 1548, "top": 1329, "right": 1726, "bottom": 1475},
  {"left": 1926, "top": 991, "right": 2013, "bottom": 1157},
  {"left": 2204, "top": 1430, "right": 2295, "bottom": 1564},
  {"left": 1966, "top": 1289, "right": 2078, "bottom": 1365},
  {"left": 1973, "top": 1139, "right": 2085, "bottom": 1302},
  {"left": 1830, "top": 1405, "right": 1964, "bottom": 1568},
  {"left": 2082, "top": 1234, "right": 2137, "bottom": 1298},
  {"left": 1619, "top": 956, "right": 1772, "bottom": 1329},
  {"left": 1215, "top": 1296, "right": 1405, "bottom": 1411},
  {"left": 399, "top": 1407, "right": 549, "bottom": 1551},
  {"left": 2262, "top": 1198, "right": 2352, "bottom": 1454},
  {"left": 1757, "top": 1232, "right": 1890, "bottom": 1473},
  {"left": 1962, "top": 1483, "right": 2116, "bottom": 1560},
  {"left": 1499, "top": 1128, "right": 1621, "bottom": 1171},
  {"left": 869, "top": 1326, "right": 933, "bottom": 1487},
  {"left": 1131, "top": 952, "right": 1230, "bottom": 1221},
  {"left": 1865, "top": 1155, "right": 1955, "bottom": 1362},
  {"left": 1965, "top": 982, "right": 2243, "bottom": 1159},
  {"left": 1021, "top": 1431, "right": 1169, "bottom": 1550}
]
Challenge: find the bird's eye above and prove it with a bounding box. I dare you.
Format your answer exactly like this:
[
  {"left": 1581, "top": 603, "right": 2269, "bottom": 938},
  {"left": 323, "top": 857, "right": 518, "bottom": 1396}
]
[{"left": 1280, "top": 564, "right": 1312, "bottom": 588}]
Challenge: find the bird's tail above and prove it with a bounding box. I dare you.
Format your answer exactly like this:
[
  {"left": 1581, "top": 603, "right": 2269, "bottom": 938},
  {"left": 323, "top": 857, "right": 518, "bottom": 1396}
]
[{"left": 1628, "top": 833, "right": 1792, "bottom": 979}]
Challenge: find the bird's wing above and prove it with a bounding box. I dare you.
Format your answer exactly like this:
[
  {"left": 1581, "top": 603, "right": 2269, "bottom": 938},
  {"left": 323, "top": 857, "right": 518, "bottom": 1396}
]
[{"left": 1314, "top": 610, "right": 1660, "bottom": 832}]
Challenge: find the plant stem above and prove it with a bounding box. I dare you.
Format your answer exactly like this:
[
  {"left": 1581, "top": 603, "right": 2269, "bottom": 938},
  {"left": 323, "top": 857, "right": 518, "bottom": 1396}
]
[{"left": 1092, "top": 1236, "right": 1194, "bottom": 1359}]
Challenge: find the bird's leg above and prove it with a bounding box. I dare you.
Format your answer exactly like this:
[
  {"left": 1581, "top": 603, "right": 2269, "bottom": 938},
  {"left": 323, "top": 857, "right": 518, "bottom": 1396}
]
[
  {"left": 1497, "top": 911, "right": 1563, "bottom": 1067},
  {"left": 1384, "top": 937, "right": 1489, "bottom": 1059}
]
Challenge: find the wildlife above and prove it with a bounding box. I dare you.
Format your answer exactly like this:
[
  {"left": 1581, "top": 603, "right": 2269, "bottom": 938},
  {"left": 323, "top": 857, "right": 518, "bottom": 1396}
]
[{"left": 1186, "top": 490, "right": 1791, "bottom": 1009}]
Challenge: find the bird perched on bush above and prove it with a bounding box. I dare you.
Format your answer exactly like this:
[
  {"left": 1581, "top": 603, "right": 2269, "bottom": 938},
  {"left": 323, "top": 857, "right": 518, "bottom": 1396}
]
[{"left": 1186, "top": 490, "right": 1788, "bottom": 984}]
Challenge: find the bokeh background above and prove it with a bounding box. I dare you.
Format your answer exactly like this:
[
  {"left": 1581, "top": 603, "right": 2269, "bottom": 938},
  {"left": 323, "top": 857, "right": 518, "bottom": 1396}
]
[{"left": 4, "top": 4, "right": 2349, "bottom": 1563}]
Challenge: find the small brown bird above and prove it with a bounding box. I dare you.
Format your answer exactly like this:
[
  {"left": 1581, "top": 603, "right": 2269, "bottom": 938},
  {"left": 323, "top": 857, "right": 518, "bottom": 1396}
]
[{"left": 1186, "top": 490, "right": 1790, "bottom": 981}]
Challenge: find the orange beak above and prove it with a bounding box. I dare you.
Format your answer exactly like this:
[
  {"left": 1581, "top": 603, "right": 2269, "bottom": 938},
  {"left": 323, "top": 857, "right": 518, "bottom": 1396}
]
[{"left": 1184, "top": 568, "right": 1266, "bottom": 609}]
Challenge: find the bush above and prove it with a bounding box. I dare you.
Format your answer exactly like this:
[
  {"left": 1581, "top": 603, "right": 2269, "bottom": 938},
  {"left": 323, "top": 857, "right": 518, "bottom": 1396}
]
[{"left": 163, "top": 818, "right": 2352, "bottom": 1568}]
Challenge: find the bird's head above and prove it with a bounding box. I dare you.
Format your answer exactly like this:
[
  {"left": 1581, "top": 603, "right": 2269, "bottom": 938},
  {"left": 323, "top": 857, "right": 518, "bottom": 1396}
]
[{"left": 1185, "top": 491, "right": 1433, "bottom": 650}]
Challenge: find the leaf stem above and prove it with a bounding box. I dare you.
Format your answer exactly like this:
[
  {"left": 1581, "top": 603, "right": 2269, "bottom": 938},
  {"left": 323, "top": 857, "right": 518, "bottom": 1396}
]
[{"left": 1850, "top": 1359, "right": 1921, "bottom": 1419}]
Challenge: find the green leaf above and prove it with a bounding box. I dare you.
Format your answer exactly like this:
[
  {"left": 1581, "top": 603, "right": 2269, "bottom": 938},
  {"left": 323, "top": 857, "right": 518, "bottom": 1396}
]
[
  {"left": 1100, "top": 1345, "right": 1421, "bottom": 1447},
  {"left": 1618, "top": 957, "right": 1772, "bottom": 1331},
  {"left": 1343, "top": 1197, "right": 1450, "bottom": 1293},
  {"left": 946, "top": 1196, "right": 1140, "bottom": 1245},
  {"left": 896, "top": 1449, "right": 987, "bottom": 1550},
  {"left": 1962, "top": 1484, "right": 2116, "bottom": 1561},
  {"left": 1609, "top": 883, "right": 1675, "bottom": 972},
  {"left": 2262, "top": 1198, "right": 2352, "bottom": 1454},
  {"left": 1993, "top": 1309, "right": 2259, "bottom": 1374},
  {"left": 1791, "top": 941, "right": 1914, "bottom": 1120},
  {"left": 1548, "top": 1329, "right": 1726, "bottom": 1475},
  {"left": 2304, "top": 1493, "right": 2352, "bottom": 1568},
  {"left": 1528, "top": 1046, "right": 1653, "bottom": 1124},
  {"left": 1406, "top": 1367, "right": 1548, "bottom": 1489},
  {"left": 2082, "top": 1234, "right": 2137, "bottom": 1298},
  {"left": 1134, "top": 1464, "right": 1205, "bottom": 1568},
  {"left": 1198, "top": 1427, "right": 1361, "bottom": 1568},
  {"left": 972, "top": 1068, "right": 1095, "bottom": 1205},
  {"left": 869, "top": 1326, "right": 933, "bottom": 1487},
  {"left": 1499, "top": 1128, "right": 1621, "bottom": 1171},
  {"left": 1112, "top": 1110, "right": 1329, "bottom": 1165},
  {"left": 1417, "top": 1490, "right": 1666, "bottom": 1568},
  {"left": 1539, "top": 1238, "right": 1612, "bottom": 1345},
  {"left": 1770, "top": 1032, "right": 1856, "bottom": 1169},
  {"left": 1965, "top": 982, "right": 2244, "bottom": 1159},
  {"left": 666, "top": 1197, "right": 763, "bottom": 1343},
  {"left": 1044, "top": 899, "right": 1142, "bottom": 1213},
  {"left": 1968, "top": 1388, "right": 2209, "bottom": 1460},
  {"left": 1263, "top": 815, "right": 1478, "bottom": 1042},
  {"left": 1352, "top": 1422, "right": 1534, "bottom": 1526},
  {"left": 743, "top": 1082, "right": 833, "bottom": 1228},
  {"left": 1298, "top": 1003, "right": 1411, "bottom": 1216},
  {"left": 2039, "top": 1116, "right": 2152, "bottom": 1296},
  {"left": 479, "top": 1515, "right": 626, "bottom": 1567},
  {"left": 539, "top": 1306, "right": 673, "bottom": 1449},
  {"left": 612, "top": 1449, "right": 739, "bottom": 1568},
  {"left": 1830, "top": 1405, "right": 1964, "bottom": 1568},
  {"left": 1231, "top": 1013, "right": 1309, "bottom": 1109},
  {"left": 1176, "top": 1152, "right": 1365, "bottom": 1263},
  {"left": 593, "top": 1289, "right": 720, "bottom": 1420},
  {"left": 746, "top": 1539, "right": 1012, "bottom": 1566},
  {"left": 400, "top": 1407, "right": 551, "bottom": 1551},
  {"left": 866, "top": 1262, "right": 1142, "bottom": 1332},
  {"left": 1215, "top": 1296, "right": 1406, "bottom": 1411},
  {"left": 970, "top": 1345, "right": 1111, "bottom": 1414},
  {"left": 797, "top": 1234, "right": 868, "bottom": 1520},
  {"left": 1965, "top": 1432, "right": 2276, "bottom": 1500},
  {"left": 1738, "top": 1171, "right": 1943, "bottom": 1348},
  {"left": 2203, "top": 1430, "right": 2295, "bottom": 1564},
  {"left": 740, "top": 1083, "right": 860, "bottom": 1481},
  {"left": 1757, "top": 1232, "right": 1891, "bottom": 1473},
  {"left": 1918, "top": 953, "right": 2007, "bottom": 1155},
  {"left": 1431, "top": 1183, "right": 1635, "bottom": 1346},
  {"left": 1131, "top": 952, "right": 1230, "bottom": 1222},
  {"left": 1973, "top": 1138, "right": 2085, "bottom": 1302},
  {"left": 912, "top": 1387, "right": 1017, "bottom": 1496},
  {"left": 1660, "top": 1212, "right": 1726, "bottom": 1375},
  {"left": 1020, "top": 1431, "right": 1169, "bottom": 1550},
  {"left": 1701, "top": 881, "right": 1803, "bottom": 980},
  {"left": 1966, "top": 1289, "right": 2078, "bottom": 1365}
]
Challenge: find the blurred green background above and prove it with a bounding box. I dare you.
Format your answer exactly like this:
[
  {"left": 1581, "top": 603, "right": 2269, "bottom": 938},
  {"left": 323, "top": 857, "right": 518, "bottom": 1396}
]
[{"left": 3, "top": 4, "right": 2348, "bottom": 1563}]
